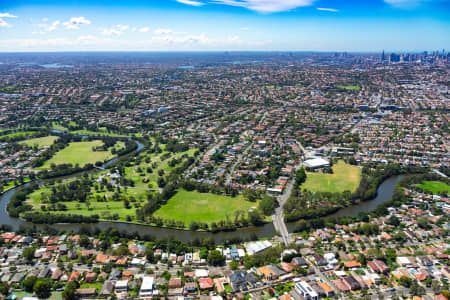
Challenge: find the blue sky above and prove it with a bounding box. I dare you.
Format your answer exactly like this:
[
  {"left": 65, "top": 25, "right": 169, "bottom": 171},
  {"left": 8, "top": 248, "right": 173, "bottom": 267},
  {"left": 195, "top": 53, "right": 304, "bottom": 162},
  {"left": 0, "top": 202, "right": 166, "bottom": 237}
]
[{"left": 0, "top": 0, "right": 449, "bottom": 52}]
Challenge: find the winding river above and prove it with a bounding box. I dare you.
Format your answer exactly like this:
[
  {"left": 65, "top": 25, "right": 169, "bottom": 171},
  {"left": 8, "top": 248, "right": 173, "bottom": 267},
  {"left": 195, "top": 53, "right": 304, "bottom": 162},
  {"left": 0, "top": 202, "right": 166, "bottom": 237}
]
[
  {"left": 0, "top": 133, "right": 405, "bottom": 242},
  {"left": 0, "top": 173, "right": 404, "bottom": 242},
  {"left": 285, "top": 175, "right": 404, "bottom": 232}
]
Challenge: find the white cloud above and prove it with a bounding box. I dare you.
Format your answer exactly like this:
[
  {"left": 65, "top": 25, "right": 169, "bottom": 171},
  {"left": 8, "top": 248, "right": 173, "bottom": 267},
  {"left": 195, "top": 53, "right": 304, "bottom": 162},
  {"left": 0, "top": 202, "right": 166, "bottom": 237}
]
[
  {"left": 210, "top": 0, "right": 315, "bottom": 12},
  {"left": 42, "top": 17, "right": 48, "bottom": 22},
  {"left": 0, "top": 19, "right": 10, "bottom": 28},
  {"left": 70, "top": 16, "right": 91, "bottom": 25},
  {"left": 101, "top": 28, "right": 121, "bottom": 36},
  {"left": 176, "top": 0, "right": 205, "bottom": 6},
  {"left": 62, "top": 22, "right": 77, "bottom": 30},
  {"left": 0, "top": 32, "right": 271, "bottom": 51},
  {"left": 139, "top": 27, "right": 150, "bottom": 33},
  {"left": 0, "top": 13, "right": 17, "bottom": 18},
  {"left": 48, "top": 20, "right": 60, "bottom": 31},
  {"left": 384, "top": 0, "right": 429, "bottom": 7},
  {"left": 101, "top": 24, "right": 130, "bottom": 36},
  {"left": 116, "top": 24, "right": 129, "bottom": 31},
  {"left": 317, "top": 7, "right": 338, "bottom": 12},
  {"left": 35, "top": 20, "right": 60, "bottom": 34},
  {"left": 0, "top": 12, "right": 17, "bottom": 28},
  {"left": 177, "top": 0, "right": 317, "bottom": 11},
  {"left": 240, "top": 27, "right": 250, "bottom": 31},
  {"left": 62, "top": 16, "right": 91, "bottom": 30},
  {"left": 154, "top": 28, "right": 173, "bottom": 35}
]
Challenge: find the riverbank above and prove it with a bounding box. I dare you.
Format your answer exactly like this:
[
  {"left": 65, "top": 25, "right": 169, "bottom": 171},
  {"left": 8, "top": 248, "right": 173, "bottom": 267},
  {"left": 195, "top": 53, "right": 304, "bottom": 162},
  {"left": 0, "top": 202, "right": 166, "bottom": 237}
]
[{"left": 1, "top": 174, "right": 405, "bottom": 242}]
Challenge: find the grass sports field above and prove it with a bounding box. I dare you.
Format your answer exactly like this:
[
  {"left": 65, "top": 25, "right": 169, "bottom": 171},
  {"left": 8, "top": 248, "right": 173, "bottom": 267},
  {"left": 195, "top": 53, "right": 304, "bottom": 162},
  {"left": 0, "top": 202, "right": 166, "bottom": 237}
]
[
  {"left": 301, "top": 161, "right": 361, "bottom": 193},
  {"left": 338, "top": 85, "right": 361, "bottom": 91},
  {"left": 154, "top": 189, "right": 257, "bottom": 224},
  {"left": 19, "top": 136, "right": 58, "bottom": 148},
  {"left": 40, "top": 140, "right": 116, "bottom": 168},
  {"left": 416, "top": 181, "right": 449, "bottom": 194}
]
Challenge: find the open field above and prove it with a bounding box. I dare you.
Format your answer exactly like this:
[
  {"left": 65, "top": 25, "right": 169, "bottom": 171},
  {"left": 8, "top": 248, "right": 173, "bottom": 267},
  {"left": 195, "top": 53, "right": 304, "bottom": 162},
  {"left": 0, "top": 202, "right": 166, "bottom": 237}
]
[
  {"left": 154, "top": 189, "right": 256, "bottom": 224},
  {"left": 301, "top": 161, "right": 361, "bottom": 193},
  {"left": 416, "top": 181, "right": 449, "bottom": 194},
  {"left": 0, "top": 131, "right": 37, "bottom": 139},
  {"left": 19, "top": 136, "right": 59, "bottom": 148},
  {"left": 40, "top": 140, "right": 116, "bottom": 168},
  {"left": 51, "top": 121, "right": 77, "bottom": 131},
  {"left": 51, "top": 122, "right": 68, "bottom": 131},
  {"left": 338, "top": 85, "right": 361, "bottom": 91}
]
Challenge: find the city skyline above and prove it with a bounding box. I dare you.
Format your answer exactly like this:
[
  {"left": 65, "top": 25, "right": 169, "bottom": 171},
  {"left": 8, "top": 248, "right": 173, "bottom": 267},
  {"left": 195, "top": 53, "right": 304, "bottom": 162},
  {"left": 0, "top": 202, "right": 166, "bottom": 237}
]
[{"left": 0, "top": 0, "right": 449, "bottom": 52}]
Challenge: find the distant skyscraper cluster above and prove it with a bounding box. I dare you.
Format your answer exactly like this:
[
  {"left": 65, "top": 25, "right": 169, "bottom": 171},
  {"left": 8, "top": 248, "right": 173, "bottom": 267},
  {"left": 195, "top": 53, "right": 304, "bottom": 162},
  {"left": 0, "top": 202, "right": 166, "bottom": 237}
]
[{"left": 381, "top": 49, "right": 449, "bottom": 64}]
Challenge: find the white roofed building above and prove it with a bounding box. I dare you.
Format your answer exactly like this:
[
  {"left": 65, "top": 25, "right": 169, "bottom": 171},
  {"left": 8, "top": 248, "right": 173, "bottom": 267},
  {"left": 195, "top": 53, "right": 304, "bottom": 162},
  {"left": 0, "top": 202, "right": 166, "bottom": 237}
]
[
  {"left": 303, "top": 158, "right": 330, "bottom": 169},
  {"left": 139, "top": 276, "right": 154, "bottom": 298}
]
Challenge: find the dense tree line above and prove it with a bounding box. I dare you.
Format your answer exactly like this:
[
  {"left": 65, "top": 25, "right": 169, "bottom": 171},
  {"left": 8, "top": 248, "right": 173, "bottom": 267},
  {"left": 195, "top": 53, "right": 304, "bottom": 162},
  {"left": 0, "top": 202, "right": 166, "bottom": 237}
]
[
  {"left": 39, "top": 163, "right": 94, "bottom": 179},
  {"left": 113, "top": 139, "right": 138, "bottom": 156},
  {"left": 42, "top": 177, "right": 91, "bottom": 203},
  {"left": 22, "top": 212, "right": 99, "bottom": 224},
  {"left": 353, "top": 163, "right": 428, "bottom": 201},
  {"left": 180, "top": 180, "right": 239, "bottom": 197},
  {"left": 7, "top": 183, "right": 38, "bottom": 218},
  {"left": 284, "top": 189, "right": 351, "bottom": 222},
  {"left": 243, "top": 246, "right": 282, "bottom": 269},
  {"left": 163, "top": 139, "right": 189, "bottom": 153},
  {"left": 136, "top": 184, "right": 178, "bottom": 220}
]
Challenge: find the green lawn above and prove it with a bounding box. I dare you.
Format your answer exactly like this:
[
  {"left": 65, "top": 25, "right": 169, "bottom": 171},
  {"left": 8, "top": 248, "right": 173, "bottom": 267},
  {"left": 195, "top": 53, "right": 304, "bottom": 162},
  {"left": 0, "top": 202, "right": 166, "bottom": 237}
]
[
  {"left": 11, "top": 291, "right": 61, "bottom": 300},
  {"left": 52, "top": 122, "right": 68, "bottom": 131},
  {"left": 80, "top": 282, "right": 103, "bottom": 292},
  {"left": 0, "top": 131, "right": 36, "bottom": 139},
  {"left": 154, "top": 189, "right": 257, "bottom": 224},
  {"left": 416, "top": 181, "right": 449, "bottom": 194},
  {"left": 40, "top": 140, "right": 116, "bottom": 169},
  {"left": 301, "top": 161, "right": 361, "bottom": 193},
  {"left": 19, "top": 136, "right": 59, "bottom": 148},
  {"left": 338, "top": 85, "right": 361, "bottom": 91}
]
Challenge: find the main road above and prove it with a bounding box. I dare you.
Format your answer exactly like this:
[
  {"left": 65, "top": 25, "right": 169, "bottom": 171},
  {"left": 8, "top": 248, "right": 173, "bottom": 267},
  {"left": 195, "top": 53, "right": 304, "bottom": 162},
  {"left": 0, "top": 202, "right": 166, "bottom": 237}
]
[
  {"left": 271, "top": 179, "right": 293, "bottom": 245},
  {"left": 271, "top": 143, "right": 304, "bottom": 246}
]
